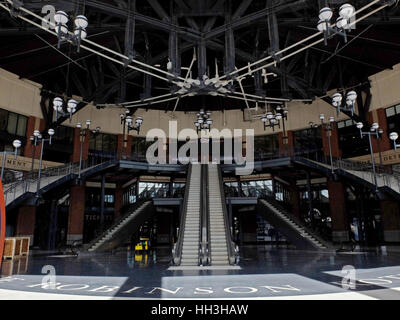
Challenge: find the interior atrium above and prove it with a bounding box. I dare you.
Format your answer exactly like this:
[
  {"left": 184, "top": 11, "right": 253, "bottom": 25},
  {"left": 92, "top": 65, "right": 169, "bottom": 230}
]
[{"left": 0, "top": 0, "right": 400, "bottom": 301}]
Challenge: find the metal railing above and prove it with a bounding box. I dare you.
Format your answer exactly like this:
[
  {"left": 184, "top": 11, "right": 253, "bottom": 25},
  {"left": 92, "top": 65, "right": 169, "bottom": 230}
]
[
  {"left": 85, "top": 196, "right": 152, "bottom": 251},
  {"left": 3, "top": 157, "right": 117, "bottom": 206},
  {"left": 172, "top": 164, "right": 192, "bottom": 265},
  {"left": 217, "top": 165, "right": 239, "bottom": 265},
  {"left": 199, "top": 164, "right": 210, "bottom": 266}
]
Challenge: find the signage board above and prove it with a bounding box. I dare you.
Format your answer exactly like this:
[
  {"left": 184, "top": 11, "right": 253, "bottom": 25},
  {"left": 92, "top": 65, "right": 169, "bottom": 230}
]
[
  {"left": 0, "top": 154, "right": 62, "bottom": 172},
  {"left": 347, "top": 149, "right": 400, "bottom": 166}
]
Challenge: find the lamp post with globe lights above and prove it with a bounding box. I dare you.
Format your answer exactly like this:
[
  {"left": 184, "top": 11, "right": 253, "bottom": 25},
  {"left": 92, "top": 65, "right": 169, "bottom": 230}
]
[
  {"left": 389, "top": 132, "right": 400, "bottom": 151},
  {"left": 332, "top": 91, "right": 357, "bottom": 117},
  {"left": 0, "top": 139, "right": 22, "bottom": 182},
  {"left": 356, "top": 122, "right": 383, "bottom": 191},
  {"left": 77, "top": 120, "right": 100, "bottom": 179},
  {"left": 52, "top": 97, "right": 77, "bottom": 123},
  {"left": 36, "top": 129, "right": 56, "bottom": 196},
  {"left": 120, "top": 111, "right": 144, "bottom": 135},
  {"left": 320, "top": 114, "right": 336, "bottom": 173},
  {"left": 119, "top": 110, "right": 144, "bottom": 158}
]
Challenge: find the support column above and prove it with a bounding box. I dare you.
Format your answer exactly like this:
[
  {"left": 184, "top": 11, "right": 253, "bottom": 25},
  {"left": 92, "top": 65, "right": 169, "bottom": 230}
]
[
  {"left": 321, "top": 123, "right": 341, "bottom": 158},
  {"left": 368, "top": 109, "right": 391, "bottom": 154},
  {"left": 16, "top": 206, "right": 36, "bottom": 244},
  {"left": 117, "top": 134, "right": 133, "bottom": 159},
  {"left": 327, "top": 180, "right": 349, "bottom": 242},
  {"left": 278, "top": 130, "right": 294, "bottom": 156},
  {"left": 100, "top": 175, "right": 106, "bottom": 229},
  {"left": 71, "top": 128, "right": 90, "bottom": 163},
  {"left": 289, "top": 180, "right": 300, "bottom": 217},
  {"left": 380, "top": 200, "right": 400, "bottom": 242},
  {"left": 67, "top": 185, "right": 86, "bottom": 244},
  {"left": 24, "top": 117, "right": 45, "bottom": 160},
  {"left": 114, "top": 183, "right": 124, "bottom": 220}
]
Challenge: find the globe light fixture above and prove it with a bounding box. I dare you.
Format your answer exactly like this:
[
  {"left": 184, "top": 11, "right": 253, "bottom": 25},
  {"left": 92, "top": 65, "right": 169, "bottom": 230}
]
[
  {"left": 120, "top": 111, "right": 143, "bottom": 135},
  {"left": 356, "top": 122, "right": 384, "bottom": 190},
  {"left": 194, "top": 109, "right": 212, "bottom": 133},
  {"left": 1, "top": 139, "right": 22, "bottom": 181},
  {"left": 390, "top": 132, "right": 400, "bottom": 150},
  {"left": 332, "top": 91, "right": 357, "bottom": 116},
  {"left": 55, "top": 11, "right": 89, "bottom": 52},
  {"left": 317, "top": 3, "right": 355, "bottom": 45},
  {"left": 262, "top": 105, "right": 288, "bottom": 131}
]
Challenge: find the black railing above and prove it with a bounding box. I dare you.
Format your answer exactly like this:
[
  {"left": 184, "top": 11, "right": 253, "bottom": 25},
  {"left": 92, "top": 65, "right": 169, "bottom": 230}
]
[
  {"left": 85, "top": 195, "right": 152, "bottom": 250},
  {"left": 217, "top": 165, "right": 239, "bottom": 265},
  {"left": 259, "top": 191, "right": 332, "bottom": 248},
  {"left": 199, "top": 164, "right": 210, "bottom": 266},
  {"left": 172, "top": 164, "right": 192, "bottom": 265}
]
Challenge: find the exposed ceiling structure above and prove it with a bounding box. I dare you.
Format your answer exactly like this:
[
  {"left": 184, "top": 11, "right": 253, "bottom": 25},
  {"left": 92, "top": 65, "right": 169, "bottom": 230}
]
[{"left": 0, "top": 0, "right": 399, "bottom": 121}]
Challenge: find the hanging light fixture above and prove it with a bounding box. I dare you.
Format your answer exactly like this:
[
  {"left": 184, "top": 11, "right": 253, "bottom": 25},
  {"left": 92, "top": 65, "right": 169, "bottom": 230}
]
[
  {"left": 317, "top": 3, "right": 355, "bottom": 45},
  {"left": 194, "top": 109, "right": 213, "bottom": 133},
  {"left": 261, "top": 105, "right": 288, "bottom": 131},
  {"left": 54, "top": 11, "right": 89, "bottom": 52}
]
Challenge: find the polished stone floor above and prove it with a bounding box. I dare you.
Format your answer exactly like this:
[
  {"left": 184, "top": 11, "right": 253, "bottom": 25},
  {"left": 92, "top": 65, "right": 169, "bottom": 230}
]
[{"left": 2, "top": 245, "right": 400, "bottom": 299}]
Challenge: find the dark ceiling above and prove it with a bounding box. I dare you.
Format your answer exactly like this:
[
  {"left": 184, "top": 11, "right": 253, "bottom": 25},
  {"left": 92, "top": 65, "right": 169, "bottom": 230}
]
[{"left": 0, "top": 0, "right": 399, "bottom": 116}]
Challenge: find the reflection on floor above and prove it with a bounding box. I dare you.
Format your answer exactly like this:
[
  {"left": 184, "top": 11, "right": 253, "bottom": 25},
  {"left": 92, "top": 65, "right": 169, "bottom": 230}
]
[{"left": 1, "top": 245, "right": 400, "bottom": 299}]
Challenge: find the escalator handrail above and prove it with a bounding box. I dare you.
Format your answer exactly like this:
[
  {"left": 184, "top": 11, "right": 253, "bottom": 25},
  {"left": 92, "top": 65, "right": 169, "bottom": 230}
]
[
  {"left": 217, "top": 165, "right": 238, "bottom": 265},
  {"left": 199, "top": 164, "right": 210, "bottom": 266},
  {"left": 173, "top": 163, "right": 192, "bottom": 265},
  {"left": 84, "top": 197, "right": 151, "bottom": 250}
]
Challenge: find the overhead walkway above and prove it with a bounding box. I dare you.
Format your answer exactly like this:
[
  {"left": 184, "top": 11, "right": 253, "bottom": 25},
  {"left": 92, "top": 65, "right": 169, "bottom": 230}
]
[
  {"left": 293, "top": 157, "right": 400, "bottom": 199},
  {"left": 258, "top": 197, "right": 330, "bottom": 251},
  {"left": 3, "top": 157, "right": 188, "bottom": 210},
  {"left": 84, "top": 200, "right": 154, "bottom": 253},
  {"left": 3, "top": 160, "right": 118, "bottom": 210}
]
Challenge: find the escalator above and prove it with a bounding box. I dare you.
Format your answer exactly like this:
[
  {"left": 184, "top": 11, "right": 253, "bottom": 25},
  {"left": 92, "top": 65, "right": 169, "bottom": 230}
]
[
  {"left": 173, "top": 163, "right": 238, "bottom": 266},
  {"left": 258, "top": 197, "right": 330, "bottom": 251},
  {"left": 173, "top": 164, "right": 202, "bottom": 266},
  {"left": 84, "top": 199, "right": 154, "bottom": 252},
  {"left": 207, "top": 164, "right": 238, "bottom": 265}
]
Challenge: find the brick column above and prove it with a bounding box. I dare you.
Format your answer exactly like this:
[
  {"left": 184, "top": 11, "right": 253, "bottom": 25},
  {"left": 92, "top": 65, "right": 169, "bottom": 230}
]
[
  {"left": 24, "top": 117, "right": 45, "bottom": 159},
  {"left": 117, "top": 134, "right": 133, "bottom": 159},
  {"left": 380, "top": 200, "right": 400, "bottom": 242},
  {"left": 289, "top": 181, "right": 300, "bottom": 218},
  {"left": 322, "top": 123, "right": 341, "bottom": 158},
  {"left": 67, "top": 185, "right": 86, "bottom": 244},
  {"left": 16, "top": 206, "right": 36, "bottom": 244},
  {"left": 376, "top": 108, "right": 391, "bottom": 152},
  {"left": 327, "top": 180, "right": 349, "bottom": 242},
  {"left": 367, "top": 109, "right": 391, "bottom": 153},
  {"left": 278, "top": 130, "right": 294, "bottom": 156},
  {"left": 114, "top": 184, "right": 124, "bottom": 220},
  {"left": 71, "top": 129, "right": 90, "bottom": 163}
]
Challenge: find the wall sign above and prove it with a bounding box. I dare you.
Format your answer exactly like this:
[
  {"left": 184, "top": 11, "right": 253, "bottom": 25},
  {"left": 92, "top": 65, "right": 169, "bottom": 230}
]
[
  {"left": 348, "top": 149, "right": 400, "bottom": 166},
  {"left": 0, "top": 155, "right": 62, "bottom": 172}
]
